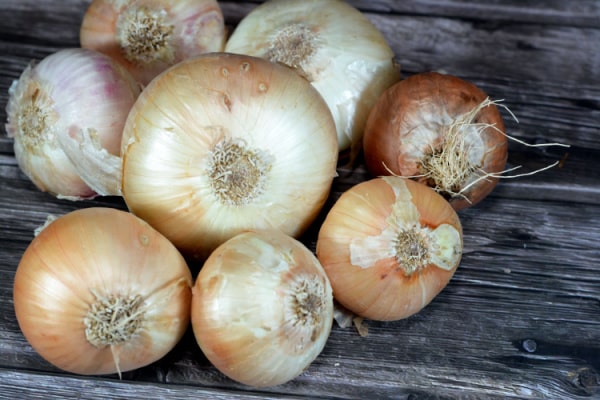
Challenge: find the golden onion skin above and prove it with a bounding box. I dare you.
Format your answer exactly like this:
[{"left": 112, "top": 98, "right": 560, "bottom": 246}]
[
  {"left": 317, "top": 177, "right": 463, "bottom": 321},
  {"left": 13, "top": 207, "right": 192, "bottom": 376}
]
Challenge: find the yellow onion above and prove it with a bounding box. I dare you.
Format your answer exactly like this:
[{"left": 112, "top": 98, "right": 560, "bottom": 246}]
[
  {"left": 317, "top": 176, "right": 463, "bottom": 321},
  {"left": 363, "top": 72, "right": 508, "bottom": 210},
  {"left": 225, "top": 0, "right": 400, "bottom": 154},
  {"left": 121, "top": 52, "right": 338, "bottom": 259},
  {"left": 5, "top": 48, "right": 141, "bottom": 199},
  {"left": 80, "top": 0, "right": 226, "bottom": 85},
  {"left": 191, "top": 229, "right": 334, "bottom": 387},
  {"left": 13, "top": 207, "right": 192, "bottom": 376}
]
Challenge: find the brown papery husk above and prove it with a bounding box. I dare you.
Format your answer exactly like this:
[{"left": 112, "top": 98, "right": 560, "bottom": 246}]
[{"left": 363, "top": 71, "right": 507, "bottom": 210}]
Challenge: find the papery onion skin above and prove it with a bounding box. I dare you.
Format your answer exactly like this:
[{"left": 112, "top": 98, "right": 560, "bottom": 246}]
[
  {"left": 13, "top": 207, "right": 192, "bottom": 376},
  {"left": 5, "top": 48, "right": 141, "bottom": 199},
  {"left": 363, "top": 72, "right": 507, "bottom": 210},
  {"left": 121, "top": 52, "right": 338, "bottom": 260},
  {"left": 225, "top": 0, "right": 400, "bottom": 154},
  {"left": 316, "top": 177, "right": 463, "bottom": 321},
  {"left": 191, "top": 229, "right": 334, "bottom": 387},
  {"left": 80, "top": 0, "right": 227, "bottom": 85}
]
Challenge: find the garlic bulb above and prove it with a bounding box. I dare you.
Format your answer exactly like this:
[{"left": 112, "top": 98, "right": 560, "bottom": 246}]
[
  {"left": 13, "top": 207, "right": 192, "bottom": 376},
  {"left": 225, "top": 0, "right": 400, "bottom": 154},
  {"left": 191, "top": 229, "right": 334, "bottom": 387},
  {"left": 5, "top": 48, "right": 141, "bottom": 199},
  {"left": 121, "top": 52, "right": 338, "bottom": 259},
  {"left": 80, "top": 0, "right": 227, "bottom": 85},
  {"left": 317, "top": 176, "right": 463, "bottom": 321}
]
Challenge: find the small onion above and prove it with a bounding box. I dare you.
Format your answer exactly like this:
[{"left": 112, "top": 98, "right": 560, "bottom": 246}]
[
  {"left": 121, "top": 52, "right": 338, "bottom": 259},
  {"left": 316, "top": 176, "right": 463, "bottom": 321},
  {"left": 191, "top": 229, "right": 334, "bottom": 387},
  {"left": 13, "top": 207, "right": 192, "bottom": 376},
  {"left": 363, "top": 72, "right": 507, "bottom": 210},
  {"left": 225, "top": 0, "right": 400, "bottom": 154},
  {"left": 80, "top": 0, "right": 227, "bottom": 85},
  {"left": 5, "top": 48, "right": 141, "bottom": 199}
]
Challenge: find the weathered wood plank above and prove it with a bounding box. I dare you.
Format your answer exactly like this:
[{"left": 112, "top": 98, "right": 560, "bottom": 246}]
[{"left": 0, "top": 369, "right": 297, "bottom": 400}]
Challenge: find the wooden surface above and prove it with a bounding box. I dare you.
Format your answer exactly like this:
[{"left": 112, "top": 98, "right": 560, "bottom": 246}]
[{"left": 1, "top": 1, "right": 599, "bottom": 399}]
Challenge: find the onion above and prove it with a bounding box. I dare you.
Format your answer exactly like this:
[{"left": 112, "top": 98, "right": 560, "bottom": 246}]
[
  {"left": 80, "top": 0, "right": 227, "bottom": 85},
  {"left": 121, "top": 52, "right": 338, "bottom": 259},
  {"left": 225, "top": 0, "right": 400, "bottom": 154},
  {"left": 5, "top": 48, "right": 141, "bottom": 199},
  {"left": 13, "top": 207, "right": 192, "bottom": 377},
  {"left": 191, "top": 229, "right": 334, "bottom": 387},
  {"left": 363, "top": 72, "right": 508, "bottom": 210},
  {"left": 316, "top": 176, "right": 463, "bottom": 321}
]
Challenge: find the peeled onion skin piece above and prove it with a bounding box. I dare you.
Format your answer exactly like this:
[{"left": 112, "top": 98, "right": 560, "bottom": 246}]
[
  {"left": 191, "top": 229, "right": 334, "bottom": 387},
  {"left": 316, "top": 177, "right": 463, "bottom": 321},
  {"left": 363, "top": 72, "right": 508, "bottom": 211}
]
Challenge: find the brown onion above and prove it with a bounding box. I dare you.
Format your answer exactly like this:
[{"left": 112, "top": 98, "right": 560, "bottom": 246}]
[
  {"left": 13, "top": 207, "right": 192, "bottom": 376},
  {"left": 316, "top": 176, "right": 463, "bottom": 321},
  {"left": 363, "top": 72, "right": 507, "bottom": 210}
]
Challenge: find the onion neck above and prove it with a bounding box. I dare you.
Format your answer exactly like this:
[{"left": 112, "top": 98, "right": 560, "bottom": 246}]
[
  {"left": 15, "top": 82, "right": 56, "bottom": 155},
  {"left": 393, "top": 226, "right": 431, "bottom": 276},
  {"left": 284, "top": 274, "right": 329, "bottom": 346},
  {"left": 266, "top": 23, "right": 319, "bottom": 81},
  {"left": 84, "top": 290, "right": 145, "bottom": 348},
  {"left": 116, "top": 5, "right": 175, "bottom": 66},
  {"left": 207, "top": 137, "right": 273, "bottom": 206}
]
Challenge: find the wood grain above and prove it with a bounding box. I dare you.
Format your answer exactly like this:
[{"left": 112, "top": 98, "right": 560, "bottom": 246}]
[{"left": 0, "top": 1, "right": 599, "bottom": 399}]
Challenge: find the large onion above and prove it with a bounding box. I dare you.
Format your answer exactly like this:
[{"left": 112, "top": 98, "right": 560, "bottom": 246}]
[{"left": 121, "top": 52, "right": 338, "bottom": 259}]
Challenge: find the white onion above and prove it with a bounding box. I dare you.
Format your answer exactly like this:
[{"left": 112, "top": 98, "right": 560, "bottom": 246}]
[
  {"left": 191, "top": 229, "right": 334, "bottom": 387},
  {"left": 225, "top": 0, "right": 400, "bottom": 154},
  {"left": 5, "top": 48, "right": 141, "bottom": 199},
  {"left": 121, "top": 52, "right": 338, "bottom": 259}
]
